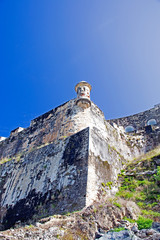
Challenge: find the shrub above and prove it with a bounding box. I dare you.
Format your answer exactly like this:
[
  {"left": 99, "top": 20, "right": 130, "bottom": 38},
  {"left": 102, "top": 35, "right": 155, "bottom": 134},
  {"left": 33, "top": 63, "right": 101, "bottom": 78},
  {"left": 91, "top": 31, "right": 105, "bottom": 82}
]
[
  {"left": 136, "top": 216, "right": 153, "bottom": 230},
  {"left": 154, "top": 166, "right": 160, "bottom": 184},
  {"left": 128, "top": 184, "right": 136, "bottom": 192},
  {"left": 113, "top": 202, "right": 121, "bottom": 208},
  {"left": 116, "top": 190, "right": 133, "bottom": 199},
  {"left": 135, "top": 192, "right": 147, "bottom": 201},
  {"left": 123, "top": 217, "right": 136, "bottom": 223},
  {"left": 141, "top": 210, "right": 160, "bottom": 218},
  {"left": 137, "top": 202, "right": 146, "bottom": 208}
]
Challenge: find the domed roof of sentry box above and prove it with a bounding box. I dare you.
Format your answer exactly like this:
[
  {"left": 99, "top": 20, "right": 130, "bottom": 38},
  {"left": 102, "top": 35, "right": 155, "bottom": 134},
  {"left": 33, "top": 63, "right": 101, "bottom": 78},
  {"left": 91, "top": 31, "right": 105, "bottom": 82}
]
[{"left": 75, "top": 81, "right": 92, "bottom": 92}]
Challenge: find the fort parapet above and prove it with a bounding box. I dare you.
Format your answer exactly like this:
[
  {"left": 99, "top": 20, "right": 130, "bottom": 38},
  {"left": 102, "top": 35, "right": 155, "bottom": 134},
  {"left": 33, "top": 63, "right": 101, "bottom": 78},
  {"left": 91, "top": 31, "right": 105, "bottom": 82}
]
[
  {"left": 108, "top": 104, "right": 160, "bottom": 152},
  {"left": 109, "top": 104, "right": 160, "bottom": 130}
]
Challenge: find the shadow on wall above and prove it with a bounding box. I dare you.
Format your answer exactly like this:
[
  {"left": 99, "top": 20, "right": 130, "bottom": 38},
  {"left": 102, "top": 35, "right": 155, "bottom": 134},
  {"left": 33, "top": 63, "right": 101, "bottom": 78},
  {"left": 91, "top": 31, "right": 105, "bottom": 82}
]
[{"left": 0, "top": 128, "right": 89, "bottom": 230}]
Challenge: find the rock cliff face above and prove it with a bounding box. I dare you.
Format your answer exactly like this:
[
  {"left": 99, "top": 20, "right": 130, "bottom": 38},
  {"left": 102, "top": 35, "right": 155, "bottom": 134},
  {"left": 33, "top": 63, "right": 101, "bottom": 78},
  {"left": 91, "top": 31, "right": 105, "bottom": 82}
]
[{"left": 0, "top": 99, "right": 159, "bottom": 229}]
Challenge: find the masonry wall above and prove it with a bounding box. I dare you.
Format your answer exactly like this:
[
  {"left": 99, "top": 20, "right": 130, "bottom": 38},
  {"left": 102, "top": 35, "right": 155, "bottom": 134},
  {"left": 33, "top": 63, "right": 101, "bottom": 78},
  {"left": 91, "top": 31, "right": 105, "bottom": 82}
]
[
  {"left": 0, "top": 128, "right": 89, "bottom": 229},
  {"left": 0, "top": 99, "right": 114, "bottom": 161},
  {"left": 0, "top": 126, "right": 126, "bottom": 229},
  {"left": 108, "top": 105, "right": 160, "bottom": 130},
  {"left": 86, "top": 127, "right": 124, "bottom": 206},
  {"left": 108, "top": 105, "right": 160, "bottom": 153},
  {"left": 0, "top": 100, "right": 76, "bottom": 160},
  {"left": 1, "top": 99, "right": 159, "bottom": 229},
  {"left": 0, "top": 99, "right": 144, "bottom": 161}
]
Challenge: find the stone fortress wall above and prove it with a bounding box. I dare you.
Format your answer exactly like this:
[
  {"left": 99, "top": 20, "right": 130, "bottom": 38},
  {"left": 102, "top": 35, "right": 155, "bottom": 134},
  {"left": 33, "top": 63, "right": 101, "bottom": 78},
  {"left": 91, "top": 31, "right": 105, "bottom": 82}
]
[
  {"left": 0, "top": 98, "right": 133, "bottom": 229},
  {"left": 108, "top": 103, "right": 160, "bottom": 152},
  {"left": 1, "top": 83, "right": 159, "bottom": 161},
  {"left": 108, "top": 104, "right": 160, "bottom": 130},
  {"left": 0, "top": 82, "right": 159, "bottom": 229}
]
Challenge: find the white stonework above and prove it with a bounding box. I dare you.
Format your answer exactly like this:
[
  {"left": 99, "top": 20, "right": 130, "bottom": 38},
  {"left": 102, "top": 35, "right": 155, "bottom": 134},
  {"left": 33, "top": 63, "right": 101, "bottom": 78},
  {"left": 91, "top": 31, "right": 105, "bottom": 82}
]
[
  {"left": 0, "top": 137, "right": 6, "bottom": 142},
  {"left": 75, "top": 81, "right": 92, "bottom": 109}
]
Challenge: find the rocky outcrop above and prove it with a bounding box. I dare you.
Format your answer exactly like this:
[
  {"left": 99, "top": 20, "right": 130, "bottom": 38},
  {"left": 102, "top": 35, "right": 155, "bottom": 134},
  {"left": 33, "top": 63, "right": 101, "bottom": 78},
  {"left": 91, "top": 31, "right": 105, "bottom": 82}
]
[
  {"left": 0, "top": 197, "right": 140, "bottom": 240},
  {"left": 0, "top": 197, "right": 160, "bottom": 240},
  {"left": 95, "top": 227, "right": 160, "bottom": 240}
]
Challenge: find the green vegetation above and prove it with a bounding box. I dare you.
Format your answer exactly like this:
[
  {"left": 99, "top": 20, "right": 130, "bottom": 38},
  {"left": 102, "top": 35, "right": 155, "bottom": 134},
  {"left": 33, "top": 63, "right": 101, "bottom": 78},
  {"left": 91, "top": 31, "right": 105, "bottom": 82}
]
[
  {"left": 99, "top": 204, "right": 103, "bottom": 208},
  {"left": 128, "top": 146, "right": 160, "bottom": 166},
  {"left": 106, "top": 181, "right": 113, "bottom": 189},
  {"left": 141, "top": 210, "right": 160, "bottom": 218},
  {"left": 0, "top": 157, "right": 12, "bottom": 164},
  {"left": 25, "top": 224, "right": 34, "bottom": 229},
  {"left": 123, "top": 216, "right": 153, "bottom": 230},
  {"left": 0, "top": 151, "right": 26, "bottom": 165},
  {"left": 111, "top": 227, "right": 126, "bottom": 232},
  {"left": 136, "top": 216, "right": 153, "bottom": 230},
  {"left": 116, "top": 148, "right": 160, "bottom": 221},
  {"left": 101, "top": 181, "right": 113, "bottom": 190},
  {"left": 93, "top": 208, "right": 97, "bottom": 213},
  {"left": 154, "top": 166, "right": 160, "bottom": 184},
  {"left": 113, "top": 202, "right": 121, "bottom": 208},
  {"left": 123, "top": 217, "right": 136, "bottom": 223}
]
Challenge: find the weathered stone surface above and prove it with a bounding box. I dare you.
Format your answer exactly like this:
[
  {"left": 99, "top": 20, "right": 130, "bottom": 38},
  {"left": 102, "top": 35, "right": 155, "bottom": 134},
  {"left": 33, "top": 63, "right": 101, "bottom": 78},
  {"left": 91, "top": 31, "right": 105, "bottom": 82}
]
[
  {"left": 0, "top": 98, "right": 160, "bottom": 231},
  {"left": 0, "top": 100, "right": 146, "bottom": 161},
  {"left": 0, "top": 121, "right": 128, "bottom": 229},
  {"left": 96, "top": 230, "right": 135, "bottom": 240},
  {"left": 0, "top": 197, "right": 141, "bottom": 239},
  {"left": 0, "top": 195, "right": 160, "bottom": 240},
  {"left": 108, "top": 104, "right": 160, "bottom": 152},
  {"left": 108, "top": 104, "right": 160, "bottom": 130},
  {"left": 0, "top": 128, "right": 89, "bottom": 229},
  {"left": 152, "top": 222, "right": 160, "bottom": 232}
]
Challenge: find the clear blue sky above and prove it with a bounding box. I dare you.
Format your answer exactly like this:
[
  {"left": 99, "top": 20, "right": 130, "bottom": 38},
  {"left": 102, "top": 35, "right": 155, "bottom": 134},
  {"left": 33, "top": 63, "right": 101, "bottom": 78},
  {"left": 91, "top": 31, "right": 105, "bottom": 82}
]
[{"left": 1, "top": 0, "right": 160, "bottom": 137}]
